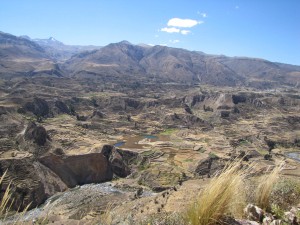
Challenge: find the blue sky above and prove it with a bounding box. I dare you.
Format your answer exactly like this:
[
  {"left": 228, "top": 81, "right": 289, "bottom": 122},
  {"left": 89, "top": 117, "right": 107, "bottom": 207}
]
[{"left": 0, "top": 0, "right": 299, "bottom": 65}]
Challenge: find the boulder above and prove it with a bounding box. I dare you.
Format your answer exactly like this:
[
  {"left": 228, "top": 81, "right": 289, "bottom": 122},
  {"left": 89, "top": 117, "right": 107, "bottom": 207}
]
[{"left": 284, "top": 211, "right": 298, "bottom": 225}]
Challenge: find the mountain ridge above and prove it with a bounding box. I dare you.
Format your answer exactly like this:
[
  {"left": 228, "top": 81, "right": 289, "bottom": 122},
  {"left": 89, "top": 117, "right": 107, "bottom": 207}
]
[{"left": 1, "top": 31, "right": 299, "bottom": 88}]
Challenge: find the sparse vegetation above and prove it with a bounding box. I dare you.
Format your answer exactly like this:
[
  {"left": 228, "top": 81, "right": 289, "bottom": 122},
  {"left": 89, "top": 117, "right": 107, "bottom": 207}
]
[
  {"left": 270, "top": 177, "right": 300, "bottom": 209},
  {"left": 255, "top": 165, "right": 282, "bottom": 211},
  {"left": 0, "top": 171, "right": 13, "bottom": 219},
  {"left": 185, "top": 160, "right": 247, "bottom": 225},
  {"left": 160, "top": 128, "right": 177, "bottom": 135}
]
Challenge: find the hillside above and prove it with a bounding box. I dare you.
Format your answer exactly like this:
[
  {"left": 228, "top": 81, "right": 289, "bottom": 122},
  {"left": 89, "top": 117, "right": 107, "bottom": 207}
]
[
  {"left": 0, "top": 32, "right": 61, "bottom": 78},
  {"left": 1, "top": 31, "right": 299, "bottom": 88},
  {"left": 64, "top": 41, "right": 300, "bottom": 88}
]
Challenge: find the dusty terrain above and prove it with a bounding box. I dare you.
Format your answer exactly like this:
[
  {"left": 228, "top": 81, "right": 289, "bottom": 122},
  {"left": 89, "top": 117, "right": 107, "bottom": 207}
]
[{"left": 0, "top": 31, "right": 299, "bottom": 224}]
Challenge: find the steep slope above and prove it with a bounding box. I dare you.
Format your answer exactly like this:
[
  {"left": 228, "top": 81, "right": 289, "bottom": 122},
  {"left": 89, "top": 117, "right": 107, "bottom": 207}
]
[
  {"left": 63, "top": 41, "right": 146, "bottom": 78},
  {"left": 0, "top": 32, "right": 62, "bottom": 77},
  {"left": 1, "top": 31, "right": 299, "bottom": 88},
  {"left": 64, "top": 41, "right": 300, "bottom": 88}
]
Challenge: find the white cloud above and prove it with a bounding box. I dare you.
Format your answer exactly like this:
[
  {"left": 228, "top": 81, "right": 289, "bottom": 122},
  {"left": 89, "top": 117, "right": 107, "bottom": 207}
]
[
  {"left": 181, "top": 30, "right": 190, "bottom": 35},
  {"left": 235, "top": 5, "right": 239, "bottom": 9},
  {"left": 154, "top": 34, "right": 159, "bottom": 38},
  {"left": 167, "top": 18, "right": 203, "bottom": 28},
  {"left": 160, "top": 27, "right": 180, "bottom": 33},
  {"left": 169, "top": 39, "right": 180, "bottom": 44}
]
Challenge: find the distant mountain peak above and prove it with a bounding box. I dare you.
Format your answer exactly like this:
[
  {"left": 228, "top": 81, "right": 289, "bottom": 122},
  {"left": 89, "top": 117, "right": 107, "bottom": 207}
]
[{"left": 118, "top": 40, "right": 132, "bottom": 45}]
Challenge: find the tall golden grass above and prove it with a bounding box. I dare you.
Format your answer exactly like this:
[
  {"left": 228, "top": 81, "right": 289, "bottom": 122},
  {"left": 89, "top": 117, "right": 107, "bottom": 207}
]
[
  {"left": 0, "top": 170, "right": 13, "bottom": 219},
  {"left": 255, "top": 164, "right": 282, "bottom": 211},
  {"left": 0, "top": 170, "right": 31, "bottom": 225},
  {"left": 185, "top": 160, "right": 248, "bottom": 225}
]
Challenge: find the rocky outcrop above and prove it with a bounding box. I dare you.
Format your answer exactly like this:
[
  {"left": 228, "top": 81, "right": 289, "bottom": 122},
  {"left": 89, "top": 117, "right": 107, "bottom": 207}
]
[
  {"left": 38, "top": 145, "right": 139, "bottom": 188},
  {"left": 183, "top": 103, "right": 193, "bottom": 114},
  {"left": 242, "top": 204, "right": 300, "bottom": 225},
  {"left": 100, "top": 145, "right": 139, "bottom": 177},
  {"left": 194, "top": 156, "right": 226, "bottom": 177},
  {"left": 38, "top": 153, "right": 112, "bottom": 187},
  {"left": 91, "top": 110, "right": 105, "bottom": 119},
  {"left": 164, "top": 113, "right": 208, "bottom": 128},
  {"left": 24, "top": 122, "right": 50, "bottom": 146},
  {"left": 0, "top": 157, "right": 67, "bottom": 210},
  {"left": 23, "top": 97, "right": 50, "bottom": 117},
  {"left": 54, "top": 100, "right": 70, "bottom": 114},
  {"left": 16, "top": 122, "right": 51, "bottom": 156},
  {"left": 0, "top": 145, "right": 138, "bottom": 211}
]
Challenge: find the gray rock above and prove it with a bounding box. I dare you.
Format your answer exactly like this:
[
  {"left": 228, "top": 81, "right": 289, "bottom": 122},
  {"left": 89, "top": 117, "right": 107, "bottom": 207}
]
[{"left": 244, "top": 204, "right": 264, "bottom": 222}]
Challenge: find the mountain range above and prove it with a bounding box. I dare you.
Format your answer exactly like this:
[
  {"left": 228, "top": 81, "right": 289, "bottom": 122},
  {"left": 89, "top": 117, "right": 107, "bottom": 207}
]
[{"left": 1, "top": 31, "right": 299, "bottom": 88}]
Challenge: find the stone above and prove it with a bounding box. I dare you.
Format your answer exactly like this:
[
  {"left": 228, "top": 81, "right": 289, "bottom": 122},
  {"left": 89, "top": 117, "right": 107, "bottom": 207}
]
[
  {"left": 270, "top": 220, "right": 282, "bottom": 225},
  {"left": 244, "top": 204, "right": 264, "bottom": 222},
  {"left": 284, "top": 211, "right": 298, "bottom": 225},
  {"left": 263, "top": 215, "right": 274, "bottom": 225}
]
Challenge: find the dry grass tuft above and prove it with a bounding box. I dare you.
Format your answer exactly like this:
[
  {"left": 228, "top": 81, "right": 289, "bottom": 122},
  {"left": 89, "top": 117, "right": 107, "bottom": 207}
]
[
  {"left": 0, "top": 170, "right": 14, "bottom": 219},
  {"left": 255, "top": 164, "right": 282, "bottom": 211},
  {"left": 99, "top": 201, "right": 115, "bottom": 225},
  {"left": 0, "top": 170, "right": 31, "bottom": 225},
  {"left": 185, "top": 160, "right": 248, "bottom": 225}
]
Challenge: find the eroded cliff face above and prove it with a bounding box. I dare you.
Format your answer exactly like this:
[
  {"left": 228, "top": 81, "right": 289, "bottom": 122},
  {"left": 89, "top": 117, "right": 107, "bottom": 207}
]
[
  {"left": 0, "top": 157, "right": 67, "bottom": 210},
  {"left": 38, "top": 153, "right": 112, "bottom": 187},
  {"left": 0, "top": 145, "right": 139, "bottom": 210}
]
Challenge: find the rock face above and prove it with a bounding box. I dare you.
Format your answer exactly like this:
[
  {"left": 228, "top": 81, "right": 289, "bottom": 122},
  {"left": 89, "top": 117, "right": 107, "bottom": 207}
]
[
  {"left": 101, "top": 145, "right": 139, "bottom": 178},
  {"left": 38, "top": 145, "right": 139, "bottom": 188},
  {"left": 0, "top": 157, "right": 67, "bottom": 211},
  {"left": 38, "top": 153, "right": 113, "bottom": 187},
  {"left": 0, "top": 144, "right": 138, "bottom": 210}
]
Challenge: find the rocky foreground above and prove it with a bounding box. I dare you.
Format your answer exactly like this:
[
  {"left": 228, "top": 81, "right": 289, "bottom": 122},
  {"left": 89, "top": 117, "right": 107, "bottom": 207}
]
[{"left": 0, "top": 78, "right": 299, "bottom": 224}]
